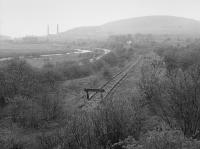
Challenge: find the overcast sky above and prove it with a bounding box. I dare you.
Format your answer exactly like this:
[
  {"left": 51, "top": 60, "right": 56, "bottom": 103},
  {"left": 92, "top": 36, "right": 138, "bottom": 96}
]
[{"left": 0, "top": 0, "right": 200, "bottom": 37}]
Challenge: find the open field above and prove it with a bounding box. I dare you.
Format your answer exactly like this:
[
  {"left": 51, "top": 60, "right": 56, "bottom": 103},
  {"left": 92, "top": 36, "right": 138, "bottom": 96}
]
[
  {"left": 0, "top": 40, "right": 109, "bottom": 68},
  {"left": 0, "top": 42, "right": 68, "bottom": 57}
]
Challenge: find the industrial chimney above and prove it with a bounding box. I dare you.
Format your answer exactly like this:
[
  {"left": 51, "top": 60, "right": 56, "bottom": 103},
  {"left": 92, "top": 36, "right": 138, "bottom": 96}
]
[
  {"left": 57, "top": 24, "right": 59, "bottom": 34},
  {"left": 47, "top": 25, "right": 50, "bottom": 36}
]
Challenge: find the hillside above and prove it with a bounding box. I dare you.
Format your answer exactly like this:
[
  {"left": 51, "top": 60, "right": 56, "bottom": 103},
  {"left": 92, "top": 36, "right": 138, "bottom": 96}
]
[{"left": 55, "top": 16, "right": 200, "bottom": 40}]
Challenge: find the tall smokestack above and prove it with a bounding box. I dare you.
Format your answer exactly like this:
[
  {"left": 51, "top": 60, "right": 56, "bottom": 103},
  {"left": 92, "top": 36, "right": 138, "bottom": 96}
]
[
  {"left": 57, "top": 24, "right": 59, "bottom": 34},
  {"left": 47, "top": 25, "right": 50, "bottom": 36}
]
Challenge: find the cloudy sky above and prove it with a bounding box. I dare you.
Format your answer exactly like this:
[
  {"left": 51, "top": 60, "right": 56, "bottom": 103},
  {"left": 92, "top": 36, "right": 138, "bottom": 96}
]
[{"left": 0, "top": 0, "right": 200, "bottom": 37}]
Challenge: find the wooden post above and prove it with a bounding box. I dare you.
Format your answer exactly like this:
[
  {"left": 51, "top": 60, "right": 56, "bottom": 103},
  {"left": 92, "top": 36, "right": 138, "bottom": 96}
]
[{"left": 86, "top": 91, "right": 89, "bottom": 100}]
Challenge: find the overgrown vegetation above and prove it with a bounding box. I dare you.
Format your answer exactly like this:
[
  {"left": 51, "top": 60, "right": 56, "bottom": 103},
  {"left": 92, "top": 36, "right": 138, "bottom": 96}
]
[{"left": 1, "top": 35, "right": 200, "bottom": 149}]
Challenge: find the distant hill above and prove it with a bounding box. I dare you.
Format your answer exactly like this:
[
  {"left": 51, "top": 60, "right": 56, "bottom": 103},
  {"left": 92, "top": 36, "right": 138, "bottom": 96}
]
[{"left": 54, "top": 16, "right": 200, "bottom": 40}]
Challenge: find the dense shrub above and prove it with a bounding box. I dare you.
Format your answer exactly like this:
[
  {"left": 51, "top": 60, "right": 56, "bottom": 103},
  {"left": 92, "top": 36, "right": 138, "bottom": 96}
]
[
  {"left": 37, "top": 132, "right": 62, "bottom": 149},
  {"left": 9, "top": 96, "right": 43, "bottom": 128},
  {"left": 91, "top": 99, "right": 145, "bottom": 148},
  {"left": 36, "top": 98, "right": 145, "bottom": 149},
  {"left": 114, "top": 130, "right": 200, "bottom": 149},
  {"left": 155, "top": 44, "right": 200, "bottom": 70},
  {"left": 0, "top": 133, "right": 26, "bottom": 149},
  {"left": 37, "top": 112, "right": 98, "bottom": 149},
  {"left": 0, "top": 60, "right": 64, "bottom": 128},
  {"left": 139, "top": 58, "right": 200, "bottom": 138},
  {"left": 0, "top": 60, "right": 41, "bottom": 98}
]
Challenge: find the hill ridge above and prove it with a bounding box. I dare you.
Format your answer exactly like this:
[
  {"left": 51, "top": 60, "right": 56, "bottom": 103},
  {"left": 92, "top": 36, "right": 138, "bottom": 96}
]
[{"left": 55, "top": 15, "right": 200, "bottom": 40}]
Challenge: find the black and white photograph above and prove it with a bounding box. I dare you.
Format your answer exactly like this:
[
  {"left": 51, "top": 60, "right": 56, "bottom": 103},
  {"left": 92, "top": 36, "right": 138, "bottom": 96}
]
[{"left": 0, "top": 0, "right": 200, "bottom": 148}]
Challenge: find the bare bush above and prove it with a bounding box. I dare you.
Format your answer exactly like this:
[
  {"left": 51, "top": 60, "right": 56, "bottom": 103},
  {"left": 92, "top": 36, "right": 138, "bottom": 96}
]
[
  {"left": 139, "top": 59, "right": 200, "bottom": 138},
  {"left": 115, "top": 130, "right": 200, "bottom": 149},
  {"left": 91, "top": 99, "right": 145, "bottom": 148}
]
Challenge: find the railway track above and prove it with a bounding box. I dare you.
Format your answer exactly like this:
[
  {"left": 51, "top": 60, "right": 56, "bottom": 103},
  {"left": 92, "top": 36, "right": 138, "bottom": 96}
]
[{"left": 81, "top": 56, "right": 141, "bottom": 109}]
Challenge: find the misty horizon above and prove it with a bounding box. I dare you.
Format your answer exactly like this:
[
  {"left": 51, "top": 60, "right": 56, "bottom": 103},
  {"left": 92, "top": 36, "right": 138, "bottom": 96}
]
[
  {"left": 1, "top": 0, "right": 200, "bottom": 148},
  {"left": 1, "top": 0, "right": 200, "bottom": 37},
  {"left": 1, "top": 15, "right": 200, "bottom": 38}
]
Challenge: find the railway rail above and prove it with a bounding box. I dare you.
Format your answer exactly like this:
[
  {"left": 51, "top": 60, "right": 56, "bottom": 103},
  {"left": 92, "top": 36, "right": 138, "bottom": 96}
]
[{"left": 81, "top": 56, "right": 141, "bottom": 109}]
